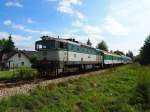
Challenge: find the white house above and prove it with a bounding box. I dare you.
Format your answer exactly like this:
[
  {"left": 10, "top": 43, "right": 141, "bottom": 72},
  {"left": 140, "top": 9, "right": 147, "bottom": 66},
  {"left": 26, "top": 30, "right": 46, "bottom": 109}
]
[{"left": 2, "top": 51, "right": 37, "bottom": 69}]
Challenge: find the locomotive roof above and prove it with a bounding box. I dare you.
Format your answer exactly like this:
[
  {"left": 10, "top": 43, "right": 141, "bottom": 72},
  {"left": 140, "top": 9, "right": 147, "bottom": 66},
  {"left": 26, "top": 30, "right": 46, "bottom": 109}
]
[
  {"left": 39, "top": 36, "right": 95, "bottom": 48},
  {"left": 98, "top": 49, "right": 123, "bottom": 57},
  {"left": 38, "top": 36, "right": 130, "bottom": 59}
]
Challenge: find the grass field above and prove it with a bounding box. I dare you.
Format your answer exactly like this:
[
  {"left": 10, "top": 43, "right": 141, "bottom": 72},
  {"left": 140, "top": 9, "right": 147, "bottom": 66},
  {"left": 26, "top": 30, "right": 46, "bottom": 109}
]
[
  {"left": 0, "top": 64, "right": 150, "bottom": 112},
  {"left": 0, "top": 67, "right": 37, "bottom": 81},
  {"left": 0, "top": 70, "right": 14, "bottom": 81}
]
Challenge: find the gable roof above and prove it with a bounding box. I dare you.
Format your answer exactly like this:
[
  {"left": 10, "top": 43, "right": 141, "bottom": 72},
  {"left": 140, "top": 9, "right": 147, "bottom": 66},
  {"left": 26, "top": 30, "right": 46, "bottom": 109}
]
[
  {"left": 2, "top": 50, "right": 38, "bottom": 62},
  {"left": 21, "top": 50, "right": 38, "bottom": 58}
]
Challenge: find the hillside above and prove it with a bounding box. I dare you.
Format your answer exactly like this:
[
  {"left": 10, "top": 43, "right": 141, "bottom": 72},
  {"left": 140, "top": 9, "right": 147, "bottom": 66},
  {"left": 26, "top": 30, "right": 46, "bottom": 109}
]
[{"left": 0, "top": 64, "right": 150, "bottom": 112}]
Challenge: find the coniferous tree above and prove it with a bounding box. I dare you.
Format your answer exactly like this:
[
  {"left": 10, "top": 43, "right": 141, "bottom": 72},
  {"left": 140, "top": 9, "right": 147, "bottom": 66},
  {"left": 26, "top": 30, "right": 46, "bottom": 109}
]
[
  {"left": 87, "top": 38, "right": 92, "bottom": 46},
  {"left": 7, "top": 35, "right": 15, "bottom": 52},
  {"left": 140, "top": 35, "right": 150, "bottom": 65},
  {"left": 96, "top": 40, "right": 108, "bottom": 51},
  {"left": 0, "top": 35, "right": 15, "bottom": 53}
]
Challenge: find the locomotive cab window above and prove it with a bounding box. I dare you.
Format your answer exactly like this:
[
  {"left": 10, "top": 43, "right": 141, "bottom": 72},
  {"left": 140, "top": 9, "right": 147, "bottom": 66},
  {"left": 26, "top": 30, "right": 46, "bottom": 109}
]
[{"left": 36, "top": 40, "right": 56, "bottom": 50}]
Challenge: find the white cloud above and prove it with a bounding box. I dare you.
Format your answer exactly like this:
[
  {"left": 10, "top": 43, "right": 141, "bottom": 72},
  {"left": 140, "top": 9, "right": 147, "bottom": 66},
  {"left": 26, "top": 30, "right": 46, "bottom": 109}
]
[
  {"left": 0, "top": 31, "right": 34, "bottom": 50},
  {"left": 68, "top": 0, "right": 150, "bottom": 55},
  {"left": 70, "top": 0, "right": 150, "bottom": 55},
  {"left": 0, "top": 32, "right": 32, "bottom": 42},
  {"left": 5, "top": 1, "right": 23, "bottom": 8},
  {"left": 12, "top": 24, "right": 25, "bottom": 30},
  {"left": 0, "top": 32, "right": 10, "bottom": 39},
  {"left": 103, "top": 0, "right": 150, "bottom": 55},
  {"left": 72, "top": 20, "right": 83, "bottom": 27},
  {"left": 83, "top": 25, "right": 101, "bottom": 35},
  {"left": 72, "top": 20, "right": 101, "bottom": 34},
  {"left": 57, "top": 0, "right": 85, "bottom": 20},
  {"left": 102, "top": 16, "right": 131, "bottom": 36},
  {"left": 3, "top": 20, "right": 55, "bottom": 35},
  {"left": 3, "top": 20, "right": 12, "bottom": 26},
  {"left": 40, "top": 31, "right": 55, "bottom": 36},
  {"left": 65, "top": 20, "right": 104, "bottom": 47},
  {"left": 76, "top": 12, "right": 85, "bottom": 20},
  {"left": 27, "top": 18, "right": 35, "bottom": 24}
]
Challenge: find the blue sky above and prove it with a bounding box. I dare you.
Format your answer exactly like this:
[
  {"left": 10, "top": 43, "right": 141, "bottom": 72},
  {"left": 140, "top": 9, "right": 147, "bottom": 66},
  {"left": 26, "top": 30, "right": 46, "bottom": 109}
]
[{"left": 0, "top": 0, "right": 150, "bottom": 55}]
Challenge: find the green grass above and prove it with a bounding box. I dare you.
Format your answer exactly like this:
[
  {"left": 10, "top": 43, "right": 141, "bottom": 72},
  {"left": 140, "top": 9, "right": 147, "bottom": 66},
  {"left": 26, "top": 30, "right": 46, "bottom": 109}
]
[
  {"left": 0, "top": 64, "right": 150, "bottom": 112},
  {"left": 0, "top": 67, "right": 38, "bottom": 81},
  {"left": 0, "top": 70, "right": 14, "bottom": 81}
]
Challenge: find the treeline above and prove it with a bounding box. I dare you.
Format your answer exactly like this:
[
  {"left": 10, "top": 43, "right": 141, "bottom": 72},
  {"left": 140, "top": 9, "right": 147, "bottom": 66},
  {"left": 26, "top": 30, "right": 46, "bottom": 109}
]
[{"left": 87, "top": 35, "right": 150, "bottom": 65}]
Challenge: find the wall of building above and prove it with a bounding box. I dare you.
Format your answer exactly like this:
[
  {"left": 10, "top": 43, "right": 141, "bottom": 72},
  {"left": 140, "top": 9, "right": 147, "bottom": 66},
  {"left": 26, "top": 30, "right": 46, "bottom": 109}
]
[{"left": 6, "top": 53, "right": 31, "bottom": 68}]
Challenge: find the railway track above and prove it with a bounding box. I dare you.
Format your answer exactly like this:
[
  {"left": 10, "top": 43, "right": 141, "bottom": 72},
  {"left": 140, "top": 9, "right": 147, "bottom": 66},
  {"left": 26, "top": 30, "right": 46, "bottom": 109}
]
[{"left": 0, "top": 68, "right": 108, "bottom": 98}]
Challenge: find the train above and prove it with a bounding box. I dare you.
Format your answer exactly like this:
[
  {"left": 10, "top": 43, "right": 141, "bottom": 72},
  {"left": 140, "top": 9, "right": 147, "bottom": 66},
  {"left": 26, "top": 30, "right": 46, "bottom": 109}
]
[{"left": 33, "top": 36, "right": 132, "bottom": 75}]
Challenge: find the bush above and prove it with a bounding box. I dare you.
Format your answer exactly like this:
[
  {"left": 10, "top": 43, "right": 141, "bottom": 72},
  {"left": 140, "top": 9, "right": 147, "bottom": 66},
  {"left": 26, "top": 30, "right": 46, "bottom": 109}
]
[
  {"left": 14, "top": 67, "right": 38, "bottom": 80},
  {"left": 130, "top": 70, "right": 150, "bottom": 110}
]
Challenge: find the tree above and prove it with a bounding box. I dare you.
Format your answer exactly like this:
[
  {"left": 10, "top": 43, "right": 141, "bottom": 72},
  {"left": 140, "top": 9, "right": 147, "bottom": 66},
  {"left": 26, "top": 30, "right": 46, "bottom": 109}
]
[
  {"left": 0, "top": 39, "right": 7, "bottom": 53},
  {"left": 96, "top": 40, "right": 108, "bottom": 51},
  {"left": 6, "top": 35, "right": 15, "bottom": 52},
  {"left": 87, "top": 38, "right": 92, "bottom": 46},
  {"left": 0, "top": 35, "right": 15, "bottom": 53},
  {"left": 30, "top": 56, "right": 38, "bottom": 65},
  {"left": 126, "top": 50, "right": 134, "bottom": 59},
  {"left": 114, "top": 50, "right": 124, "bottom": 55},
  {"left": 140, "top": 35, "right": 150, "bottom": 65}
]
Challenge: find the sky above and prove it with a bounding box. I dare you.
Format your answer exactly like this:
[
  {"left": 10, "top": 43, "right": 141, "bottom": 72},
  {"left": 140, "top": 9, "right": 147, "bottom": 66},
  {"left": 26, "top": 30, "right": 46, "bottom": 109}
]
[{"left": 0, "top": 0, "right": 150, "bottom": 55}]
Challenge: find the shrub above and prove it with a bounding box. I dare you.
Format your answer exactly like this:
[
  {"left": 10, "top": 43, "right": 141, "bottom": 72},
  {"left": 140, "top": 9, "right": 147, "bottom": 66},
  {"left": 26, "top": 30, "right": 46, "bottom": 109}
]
[
  {"left": 130, "top": 70, "right": 150, "bottom": 109},
  {"left": 14, "top": 67, "right": 38, "bottom": 80}
]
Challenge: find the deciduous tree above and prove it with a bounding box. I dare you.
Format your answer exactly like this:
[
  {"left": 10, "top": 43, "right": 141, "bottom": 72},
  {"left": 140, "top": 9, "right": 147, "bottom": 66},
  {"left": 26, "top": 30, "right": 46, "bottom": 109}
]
[
  {"left": 114, "top": 50, "right": 124, "bottom": 55},
  {"left": 126, "top": 50, "right": 134, "bottom": 59},
  {"left": 96, "top": 40, "right": 108, "bottom": 51}
]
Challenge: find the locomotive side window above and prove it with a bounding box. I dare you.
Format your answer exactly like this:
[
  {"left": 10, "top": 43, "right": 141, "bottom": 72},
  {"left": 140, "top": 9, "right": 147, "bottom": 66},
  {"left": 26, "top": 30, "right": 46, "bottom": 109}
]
[
  {"left": 59, "top": 42, "right": 64, "bottom": 49},
  {"left": 58, "top": 42, "right": 67, "bottom": 50},
  {"left": 46, "top": 40, "right": 55, "bottom": 49}
]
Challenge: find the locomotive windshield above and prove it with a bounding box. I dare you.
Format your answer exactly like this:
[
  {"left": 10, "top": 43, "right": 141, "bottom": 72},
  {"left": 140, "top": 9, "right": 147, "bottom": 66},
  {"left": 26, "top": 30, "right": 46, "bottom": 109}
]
[{"left": 35, "top": 40, "right": 56, "bottom": 50}]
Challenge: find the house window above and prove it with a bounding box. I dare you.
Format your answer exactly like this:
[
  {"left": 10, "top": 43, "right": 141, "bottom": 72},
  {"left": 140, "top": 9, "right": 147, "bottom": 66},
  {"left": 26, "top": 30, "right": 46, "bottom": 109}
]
[
  {"left": 18, "top": 53, "right": 21, "bottom": 58},
  {"left": 21, "top": 62, "right": 24, "bottom": 66}
]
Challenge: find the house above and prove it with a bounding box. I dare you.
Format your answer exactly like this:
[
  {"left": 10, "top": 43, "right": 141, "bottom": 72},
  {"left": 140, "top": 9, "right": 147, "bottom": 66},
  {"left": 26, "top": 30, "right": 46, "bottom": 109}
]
[
  {"left": 2, "top": 50, "right": 38, "bottom": 69},
  {"left": 0, "top": 45, "right": 4, "bottom": 69},
  {"left": 0, "top": 54, "right": 3, "bottom": 69}
]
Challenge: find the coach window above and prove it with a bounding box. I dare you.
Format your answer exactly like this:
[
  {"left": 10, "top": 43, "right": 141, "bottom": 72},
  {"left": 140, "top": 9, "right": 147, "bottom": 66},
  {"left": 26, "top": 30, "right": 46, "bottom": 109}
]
[{"left": 77, "top": 47, "right": 80, "bottom": 51}]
